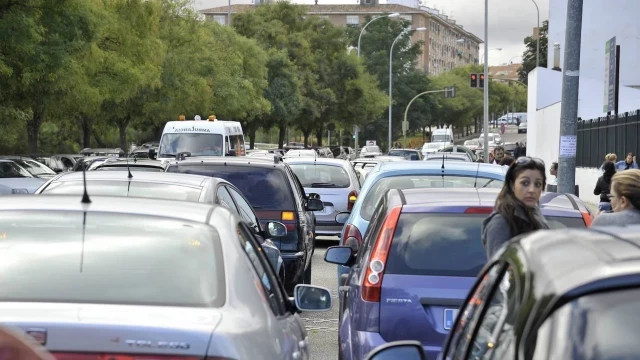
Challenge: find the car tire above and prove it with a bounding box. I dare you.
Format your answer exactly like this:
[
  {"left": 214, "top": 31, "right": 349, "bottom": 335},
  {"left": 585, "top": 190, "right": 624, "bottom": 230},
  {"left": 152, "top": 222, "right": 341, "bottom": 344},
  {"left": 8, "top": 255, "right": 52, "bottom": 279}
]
[{"left": 304, "top": 258, "right": 312, "bottom": 284}]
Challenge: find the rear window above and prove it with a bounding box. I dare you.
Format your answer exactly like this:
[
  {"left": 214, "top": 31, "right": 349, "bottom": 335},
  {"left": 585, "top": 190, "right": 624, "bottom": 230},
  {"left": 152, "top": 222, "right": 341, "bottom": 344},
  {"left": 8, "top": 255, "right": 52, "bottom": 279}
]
[
  {"left": 167, "top": 165, "right": 295, "bottom": 210},
  {"left": 547, "top": 216, "right": 586, "bottom": 228},
  {"left": 289, "top": 164, "right": 350, "bottom": 188},
  {"left": 41, "top": 180, "right": 202, "bottom": 202},
  {"left": 361, "top": 175, "right": 504, "bottom": 220},
  {"left": 388, "top": 150, "right": 420, "bottom": 160},
  {"left": 386, "top": 214, "right": 487, "bottom": 277},
  {"left": 0, "top": 211, "right": 224, "bottom": 307}
]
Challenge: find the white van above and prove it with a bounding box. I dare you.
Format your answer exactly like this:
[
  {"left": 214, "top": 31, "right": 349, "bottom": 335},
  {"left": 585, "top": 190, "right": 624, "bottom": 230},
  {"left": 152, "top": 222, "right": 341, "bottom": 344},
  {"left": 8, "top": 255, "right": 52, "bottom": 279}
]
[
  {"left": 155, "top": 115, "right": 245, "bottom": 160},
  {"left": 421, "top": 128, "right": 454, "bottom": 155}
]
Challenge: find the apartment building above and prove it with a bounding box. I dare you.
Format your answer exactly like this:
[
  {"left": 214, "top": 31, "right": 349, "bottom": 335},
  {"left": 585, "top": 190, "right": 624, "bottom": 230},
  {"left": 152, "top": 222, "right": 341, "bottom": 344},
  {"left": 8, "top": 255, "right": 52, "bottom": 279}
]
[
  {"left": 488, "top": 62, "right": 522, "bottom": 82},
  {"left": 200, "top": 1, "right": 482, "bottom": 76}
]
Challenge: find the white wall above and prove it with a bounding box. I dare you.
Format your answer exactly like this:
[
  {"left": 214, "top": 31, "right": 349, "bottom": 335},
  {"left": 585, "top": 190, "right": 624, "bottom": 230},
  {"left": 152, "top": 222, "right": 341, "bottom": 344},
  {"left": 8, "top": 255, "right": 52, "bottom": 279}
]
[{"left": 547, "top": 0, "right": 640, "bottom": 119}]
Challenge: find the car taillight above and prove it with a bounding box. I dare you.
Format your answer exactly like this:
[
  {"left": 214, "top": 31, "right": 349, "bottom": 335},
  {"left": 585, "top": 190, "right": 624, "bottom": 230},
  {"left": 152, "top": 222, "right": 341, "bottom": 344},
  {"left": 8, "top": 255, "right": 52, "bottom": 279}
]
[
  {"left": 582, "top": 211, "right": 592, "bottom": 227},
  {"left": 52, "top": 353, "right": 209, "bottom": 360},
  {"left": 342, "top": 223, "right": 362, "bottom": 253},
  {"left": 347, "top": 190, "right": 358, "bottom": 211},
  {"left": 464, "top": 207, "right": 493, "bottom": 214},
  {"left": 362, "top": 206, "right": 402, "bottom": 302}
]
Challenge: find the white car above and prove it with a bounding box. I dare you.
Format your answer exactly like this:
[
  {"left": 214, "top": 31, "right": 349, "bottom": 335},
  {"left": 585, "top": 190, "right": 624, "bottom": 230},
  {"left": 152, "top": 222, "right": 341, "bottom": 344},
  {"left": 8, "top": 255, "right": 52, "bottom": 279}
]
[
  {"left": 478, "top": 133, "right": 502, "bottom": 147},
  {"left": 518, "top": 121, "right": 528, "bottom": 133},
  {"left": 359, "top": 145, "right": 382, "bottom": 158},
  {"left": 463, "top": 139, "right": 482, "bottom": 152}
]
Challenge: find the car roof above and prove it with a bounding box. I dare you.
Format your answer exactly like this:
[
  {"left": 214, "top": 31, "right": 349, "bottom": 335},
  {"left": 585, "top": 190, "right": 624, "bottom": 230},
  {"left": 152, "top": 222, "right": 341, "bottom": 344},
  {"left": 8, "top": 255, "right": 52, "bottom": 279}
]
[
  {"left": 377, "top": 161, "right": 506, "bottom": 175},
  {"left": 511, "top": 226, "right": 640, "bottom": 300},
  {"left": 98, "top": 159, "right": 165, "bottom": 166},
  {"left": 284, "top": 157, "right": 348, "bottom": 166},
  {"left": 49, "top": 171, "right": 217, "bottom": 187},
  {"left": 387, "top": 188, "right": 583, "bottom": 215},
  {"left": 0, "top": 194, "right": 220, "bottom": 224},
  {"left": 166, "top": 156, "right": 283, "bottom": 168}
]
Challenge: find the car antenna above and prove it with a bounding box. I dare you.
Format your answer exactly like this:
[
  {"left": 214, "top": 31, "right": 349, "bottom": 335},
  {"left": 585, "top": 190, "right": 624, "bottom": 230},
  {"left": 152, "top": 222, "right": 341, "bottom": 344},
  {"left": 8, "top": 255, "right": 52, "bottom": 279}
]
[
  {"left": 126, "top": 156, "right": 133, "bottom": 179},
  {"left": 473, "top": 161, "right": 481, "bottom": 188},
  {"left": 81, "top": 160, "right": 91, "bottom": 204}
]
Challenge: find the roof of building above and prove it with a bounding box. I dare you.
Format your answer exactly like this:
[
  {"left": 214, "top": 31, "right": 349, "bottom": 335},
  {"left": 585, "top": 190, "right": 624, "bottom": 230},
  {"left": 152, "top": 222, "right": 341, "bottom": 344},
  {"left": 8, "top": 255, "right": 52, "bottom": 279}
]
[
  {"left": 200, "top": 4, "right": 483, "bottom": 43},
  {"left": 488, "top": 62, "right": 522, "bottom": 81}
]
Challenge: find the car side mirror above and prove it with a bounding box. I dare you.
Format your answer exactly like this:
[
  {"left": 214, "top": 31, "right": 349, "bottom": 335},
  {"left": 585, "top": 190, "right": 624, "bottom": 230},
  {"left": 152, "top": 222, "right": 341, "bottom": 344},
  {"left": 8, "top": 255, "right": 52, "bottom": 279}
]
[
  {"left": 308, "top": 192, "right": 321, "bottom": 200},
  {"left": 53, "top": 168, "right": 63, "bottom": 173},
  {"left": 266, "top": 221, "right": 287, "bottom": 237},
  {"left": 324, "top": 246, "right": 355, "bottom": 266},
  {"left": 306, "top": 198, "right": 324, "bottom": 211},
  {"left": 148, "top": 148, "right": 156, "bottom": 160},
  {"left": 365, "top": 341, "right": 427, "bottom": 360},
  {"left": 335, "top": 212, "right": 350, "bottom": 225},
  {"left": 293, "top": 284, "right": 332, "bottom": 312}
]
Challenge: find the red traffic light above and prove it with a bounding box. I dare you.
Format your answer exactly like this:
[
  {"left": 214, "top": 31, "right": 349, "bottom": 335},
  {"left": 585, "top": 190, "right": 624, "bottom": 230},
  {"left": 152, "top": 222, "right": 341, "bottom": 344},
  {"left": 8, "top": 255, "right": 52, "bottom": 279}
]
[
  {"left": 471, "top": 74, "right": 477, "bottom": 79},
  {"left": 479, "top": 74, "right": 484, "bottom": 80}
]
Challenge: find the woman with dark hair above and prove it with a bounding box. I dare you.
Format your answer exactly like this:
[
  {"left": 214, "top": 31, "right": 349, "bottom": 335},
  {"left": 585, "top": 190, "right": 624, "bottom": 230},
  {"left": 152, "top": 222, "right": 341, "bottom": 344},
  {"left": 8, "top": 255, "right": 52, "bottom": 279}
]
[
  {"left": 499, "top": 156, "right": 515, "bottom": 167},
  {"left": 594, "top": 161, "right": 616, "bottom": 213},
  {"left": 482, "top": 157, "right": 549, "bottom": 258}
]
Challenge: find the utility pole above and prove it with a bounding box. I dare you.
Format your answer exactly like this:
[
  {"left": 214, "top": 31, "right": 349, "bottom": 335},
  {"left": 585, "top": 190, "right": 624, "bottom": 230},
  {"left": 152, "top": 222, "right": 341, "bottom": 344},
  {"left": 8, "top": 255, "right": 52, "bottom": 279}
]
[
  {"left": 557, "top": 0, "right": 583, "bottom": 194},
  {"left": 483, "top": 0, "right": 490, "bottom": 163}
]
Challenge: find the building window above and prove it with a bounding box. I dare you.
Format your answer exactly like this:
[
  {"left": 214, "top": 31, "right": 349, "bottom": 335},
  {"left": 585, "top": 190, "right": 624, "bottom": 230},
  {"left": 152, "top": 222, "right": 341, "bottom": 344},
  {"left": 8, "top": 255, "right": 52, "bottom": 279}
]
[
  {"left": 346, "top": 15, "right": 359, "bottom": 25},
  {"left": 213, "top": 15, "right": 226, "bottom": 25}
]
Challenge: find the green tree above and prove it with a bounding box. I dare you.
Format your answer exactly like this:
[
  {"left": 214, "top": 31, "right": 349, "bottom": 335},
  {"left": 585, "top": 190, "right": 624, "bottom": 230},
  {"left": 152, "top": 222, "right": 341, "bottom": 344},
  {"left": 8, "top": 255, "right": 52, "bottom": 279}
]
[
  {"left": 518, "top": 20, "right": 548, "bottom": 84},
  {"left": 0, "top": 0, "right": 101, "bottom": 153}
]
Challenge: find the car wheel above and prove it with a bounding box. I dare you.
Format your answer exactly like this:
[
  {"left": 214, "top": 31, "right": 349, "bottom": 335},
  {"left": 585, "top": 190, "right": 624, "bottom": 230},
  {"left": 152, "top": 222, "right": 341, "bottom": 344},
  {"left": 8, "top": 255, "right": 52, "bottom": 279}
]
[{"left": 304, "top": 258, "right": 312, "bottom": 284}]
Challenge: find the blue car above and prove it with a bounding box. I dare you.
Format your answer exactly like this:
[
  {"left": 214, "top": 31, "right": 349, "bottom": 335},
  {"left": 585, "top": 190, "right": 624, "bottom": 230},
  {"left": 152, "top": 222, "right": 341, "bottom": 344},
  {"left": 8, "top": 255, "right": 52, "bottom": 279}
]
[
  {"left": 325, "top": 187, "right": 590, "bottom": 360},
  {"left": 334, "top": 161, "right": 508, "bottom": 291}
]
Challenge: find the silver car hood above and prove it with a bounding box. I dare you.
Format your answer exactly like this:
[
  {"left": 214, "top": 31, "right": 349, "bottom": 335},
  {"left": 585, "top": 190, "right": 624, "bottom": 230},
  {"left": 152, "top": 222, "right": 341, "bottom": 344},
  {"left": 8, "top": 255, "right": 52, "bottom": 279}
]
[{"left": 0, "top": 178, "right": 47, "bottom": 194}]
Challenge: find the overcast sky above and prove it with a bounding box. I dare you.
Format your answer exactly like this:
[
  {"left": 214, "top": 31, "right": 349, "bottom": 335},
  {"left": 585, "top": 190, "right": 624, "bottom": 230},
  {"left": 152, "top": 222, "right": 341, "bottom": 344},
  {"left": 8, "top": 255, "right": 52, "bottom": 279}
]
[{"left": 196, "top": 0, "right": 549, "bottom": 66}]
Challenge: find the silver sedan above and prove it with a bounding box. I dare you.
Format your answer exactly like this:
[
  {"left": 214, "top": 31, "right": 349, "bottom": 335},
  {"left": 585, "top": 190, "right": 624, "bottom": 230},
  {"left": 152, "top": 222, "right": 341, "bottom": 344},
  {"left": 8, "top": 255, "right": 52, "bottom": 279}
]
[{"left": 0, "top": 195, "right": 331, "bottom": 360}]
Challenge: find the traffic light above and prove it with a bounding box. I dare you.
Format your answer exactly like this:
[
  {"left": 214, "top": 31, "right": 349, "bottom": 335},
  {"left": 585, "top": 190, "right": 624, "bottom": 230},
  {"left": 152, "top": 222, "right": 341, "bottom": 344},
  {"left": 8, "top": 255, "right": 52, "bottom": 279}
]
[
  {"left": 470, "top": 73, "right": 478, "bottom": 88},
  {"left": 479, "top": 73, "right": 485, "bottom": 88}
]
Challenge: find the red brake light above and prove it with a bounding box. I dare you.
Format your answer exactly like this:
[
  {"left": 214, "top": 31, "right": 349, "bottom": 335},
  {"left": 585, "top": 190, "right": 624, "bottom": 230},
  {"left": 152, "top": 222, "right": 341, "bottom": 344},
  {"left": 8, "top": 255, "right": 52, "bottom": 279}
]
[
  {"left": 347, "top": 190, "right": 358, "bottom": 211},
  {"left": 52, "top": 354, "right": 205, "bottom": 360},
  {"left": 464, "top": 207, "right": 493, "bottom": 214},
  {"left": 362, "top": 206, "right": 402, "bottom": 302},
  {"left": 342, "top": 223, "right": 362, "bottom": 252},
  {"left": 582, "top": 211, "right": 592, "bottom": 227}
]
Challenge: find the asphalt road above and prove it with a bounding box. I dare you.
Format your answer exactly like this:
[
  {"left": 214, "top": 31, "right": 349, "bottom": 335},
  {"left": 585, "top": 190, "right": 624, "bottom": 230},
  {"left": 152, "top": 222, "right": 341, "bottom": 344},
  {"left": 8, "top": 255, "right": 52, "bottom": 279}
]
[{"left": 304, "top": 236, "right": 341, "bottom": 360}]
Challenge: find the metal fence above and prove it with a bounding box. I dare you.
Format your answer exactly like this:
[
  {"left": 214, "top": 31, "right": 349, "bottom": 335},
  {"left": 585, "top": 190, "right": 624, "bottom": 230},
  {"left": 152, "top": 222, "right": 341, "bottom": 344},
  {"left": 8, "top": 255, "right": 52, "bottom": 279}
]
[{"left": 577, "top": 109, "right": 640, "bottom": 168}]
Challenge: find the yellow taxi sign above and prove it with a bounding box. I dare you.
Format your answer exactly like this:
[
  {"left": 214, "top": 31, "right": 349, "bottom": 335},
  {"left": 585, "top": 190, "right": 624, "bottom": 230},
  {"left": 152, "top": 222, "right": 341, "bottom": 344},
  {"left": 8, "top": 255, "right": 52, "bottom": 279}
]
[
  {"left": 178, "top": 115, "right": 186, "bottom": 121},
  {"left": 208, "top": 115, "right": 216, "bottom": 121},
  {"left": 349, "top": 195, "right": 357, "bottom": 202}
]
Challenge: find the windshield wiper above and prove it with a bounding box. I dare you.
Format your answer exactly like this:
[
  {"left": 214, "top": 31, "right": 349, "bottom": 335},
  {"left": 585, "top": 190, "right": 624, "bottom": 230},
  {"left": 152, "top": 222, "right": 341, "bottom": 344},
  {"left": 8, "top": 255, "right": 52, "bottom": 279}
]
[
  {"left": 481, "top": 179, "right": 495, "bottom": 188},
  {"left": 311, "top": 182, "right": 337, "bottom": 188}
]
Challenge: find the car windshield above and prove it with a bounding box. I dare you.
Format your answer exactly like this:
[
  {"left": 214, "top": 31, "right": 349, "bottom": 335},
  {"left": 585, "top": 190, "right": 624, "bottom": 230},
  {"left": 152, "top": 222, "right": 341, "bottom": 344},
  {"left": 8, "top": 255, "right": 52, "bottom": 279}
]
[
  {"left": 361, "top": 175, "right": 505, "bottom": 220},
  {"left": 431, "top": 135, "right": 451, "bottom": 142},
  {"left": 14, "top": 159, "right": 56, "bottom": 176},
  {"left": 286, "top": 150, "right": 316, "bottom": 157},
  {"left": 387, "top": 214, "right": 487, "bottom": 277},
  {"left": 159, "top": 133, "right": 224, "bottom": 158},
  {"left": 0, "top": 211, "right": 223, "bottom": 307},
  {"left": 363, "top": 146, "right": 380, "bottom": 152},
  {"left": 0, "top": 161, "right": 32, "bottom": 178},
  {"left": 166, "top": 165, "right": 295, "bottom": 210},
  {"left": 289, "top": 164, "right": 351, "bottom": 188},
  {"left": 40, "top": 180, "right": 203, "bottom": 202}
]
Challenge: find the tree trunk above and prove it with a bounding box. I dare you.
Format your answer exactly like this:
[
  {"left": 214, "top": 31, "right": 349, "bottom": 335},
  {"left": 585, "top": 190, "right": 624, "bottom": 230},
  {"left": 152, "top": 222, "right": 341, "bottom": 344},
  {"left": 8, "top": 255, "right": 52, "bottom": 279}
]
[
  {"left": 303, "top": 130, "right": 312, "bottom": 147},
  {"left": 278, "top": 125, "right": 286, "bottom": 149},
  {"left": 93, "top": 131, "right": 107, "bottom": 148},
  {"left": 80, "top": 115, "right": 92, "bottom": 148},
  {"left": 249, "top": 126, "right": 257, "bottom": 149},
  {"left": 315, "top": 127, "right": 323, "bottom": 147},
  {"left": 26, "top": 108, "right": 44, "bottom": 154},
  {"left": 116, "top": 116, "right": 131, "bottom": 151}
]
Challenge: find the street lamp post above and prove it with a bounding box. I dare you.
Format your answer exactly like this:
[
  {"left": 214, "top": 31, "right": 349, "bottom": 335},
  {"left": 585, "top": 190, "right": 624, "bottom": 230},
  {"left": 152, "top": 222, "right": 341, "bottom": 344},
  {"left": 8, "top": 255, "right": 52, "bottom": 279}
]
[
  {"left": 483, "top": 0, "right": 490, "bottom": 163},
  {"left": 403, "top": 89, "right": 448, "bottom": 147},
  {"left": 357, "top": 13, "right": 400, "bottom": 57},
  {"left": 389, "top": 27, "right": 426, "bottom": 149},
  {"left": 531, "top": 0, "right": 540, "bottom": 68}
]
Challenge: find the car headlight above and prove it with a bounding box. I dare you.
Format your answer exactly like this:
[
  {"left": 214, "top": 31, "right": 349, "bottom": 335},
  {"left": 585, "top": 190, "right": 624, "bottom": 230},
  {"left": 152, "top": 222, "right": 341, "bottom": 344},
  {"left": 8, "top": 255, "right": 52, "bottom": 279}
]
[{"left": 11, "top": 188, "right": 29, "bottom": 194}]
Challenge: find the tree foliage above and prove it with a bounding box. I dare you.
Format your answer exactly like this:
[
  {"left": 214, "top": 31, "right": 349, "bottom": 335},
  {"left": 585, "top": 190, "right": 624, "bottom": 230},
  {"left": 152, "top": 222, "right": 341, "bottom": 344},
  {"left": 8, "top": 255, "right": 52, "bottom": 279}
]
[{"left": 518, "top": 20, "right": 548, "bottom": 84}]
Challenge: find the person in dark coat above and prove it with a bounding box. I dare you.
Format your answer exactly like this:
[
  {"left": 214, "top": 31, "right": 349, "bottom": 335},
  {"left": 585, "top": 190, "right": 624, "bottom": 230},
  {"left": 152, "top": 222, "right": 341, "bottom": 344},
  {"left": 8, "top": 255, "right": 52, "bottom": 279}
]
[{"left": 594, "top": 160, "right": 616, "bottom": 213}]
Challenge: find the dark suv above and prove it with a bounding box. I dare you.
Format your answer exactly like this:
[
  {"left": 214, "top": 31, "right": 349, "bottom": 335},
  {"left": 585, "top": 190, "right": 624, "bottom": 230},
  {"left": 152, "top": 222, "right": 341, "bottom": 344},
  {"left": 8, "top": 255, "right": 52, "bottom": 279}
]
[{"left": 165, "top": 156, "right": 323, "bottom": 292}]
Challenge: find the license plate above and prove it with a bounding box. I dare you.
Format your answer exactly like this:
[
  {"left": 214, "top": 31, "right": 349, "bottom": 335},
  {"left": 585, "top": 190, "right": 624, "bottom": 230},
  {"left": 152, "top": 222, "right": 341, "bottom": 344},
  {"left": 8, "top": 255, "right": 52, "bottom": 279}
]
[{"left": 444, "top": 309, "right": 458, "bottom": 330}]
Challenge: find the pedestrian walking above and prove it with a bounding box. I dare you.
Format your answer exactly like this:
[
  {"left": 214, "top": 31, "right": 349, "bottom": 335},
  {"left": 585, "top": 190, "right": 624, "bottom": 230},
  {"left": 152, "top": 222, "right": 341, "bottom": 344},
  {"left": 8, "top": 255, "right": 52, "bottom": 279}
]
[
  {"left": 547, "top": 162, "right": 558, "bottom": 185},
  {"left": 491, "top": 146, "right": 505, "bottom": 165},
  {"left": 615, "top": 152, "right": 638, "bottom": 171},
  {"left": 599, "top": 153, "right": 617, "bottom": 172},
  {"left": 591, "top": 169, "right": 640, "bottom": 226},
  {"left": 482, "top": 156, "right": 549, "bottom": 258},
  {"left": 513, "top": 142, "right": 522, "bottom": 159},
  {"left": 500, "top": 122, "right": 506, "bottom": 135},
  {"left": 594, "top": 161, "right": 616, "bottom": 213}
]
